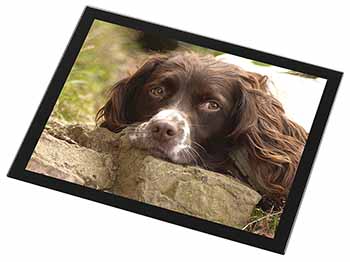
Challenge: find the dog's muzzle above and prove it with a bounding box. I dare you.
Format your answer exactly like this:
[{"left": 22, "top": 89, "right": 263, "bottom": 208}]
[{"left": 128, "top": 109, "right": 191, "bottom": 163}]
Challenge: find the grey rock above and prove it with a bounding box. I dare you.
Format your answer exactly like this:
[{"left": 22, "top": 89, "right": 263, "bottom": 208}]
[{"left": 26, "top": 120, "right": 261, "bottom": 229}]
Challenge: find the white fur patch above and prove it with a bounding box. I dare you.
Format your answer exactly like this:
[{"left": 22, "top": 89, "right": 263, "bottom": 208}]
[
  {"left": 128, "top": 108, "right": 191, "bottom": 163},
  {"left": 152, "top": 109, "right": 190, "bottom": 148}
]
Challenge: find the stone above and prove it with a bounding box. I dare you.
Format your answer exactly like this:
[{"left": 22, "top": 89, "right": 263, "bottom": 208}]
[{"left": 26, "top": 120, "right": 261, "bottom": 229}]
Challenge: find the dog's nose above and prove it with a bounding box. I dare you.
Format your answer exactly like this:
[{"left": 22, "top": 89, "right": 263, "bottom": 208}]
[{"left": 150, "top": 121, "right": 178, "bottom": 141}]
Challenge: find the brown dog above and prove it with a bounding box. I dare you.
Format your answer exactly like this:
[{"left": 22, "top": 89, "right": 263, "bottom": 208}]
[{"left": 97, "top": 52, "right": 308, "bottom": 209}]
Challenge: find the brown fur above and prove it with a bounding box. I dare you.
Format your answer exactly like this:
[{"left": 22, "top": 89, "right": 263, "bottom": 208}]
[{"left": 96, "top": 52, "right": 308, "bottom": 208}]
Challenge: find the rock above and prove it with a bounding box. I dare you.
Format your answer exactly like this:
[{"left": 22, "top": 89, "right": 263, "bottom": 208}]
[
  {"left": 26, "top": 127, "right": 118, "bottom": 189},
  {"left": 26, "top": 120, "right": 261, "bottom": 229}
]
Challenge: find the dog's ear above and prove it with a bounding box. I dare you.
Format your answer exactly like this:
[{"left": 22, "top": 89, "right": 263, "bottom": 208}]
[
  {"left": 96, "top": 55, "right": 167, "bottom": 132},
  {"left": 228, "top": 72, "right": 264, "bottom": 141},
  {"left": 228, "top": 70, "right": 308, "bottom": 206}
]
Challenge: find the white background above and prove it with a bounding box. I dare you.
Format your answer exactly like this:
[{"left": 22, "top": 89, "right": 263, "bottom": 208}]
[{"left": 0, "top": 0, "right": 349, "bottom": 260}]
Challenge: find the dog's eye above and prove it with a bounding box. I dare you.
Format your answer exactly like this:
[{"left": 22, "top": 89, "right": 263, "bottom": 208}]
[
  {"left": 207, "top": 101, "right": 220, "bottom": 110},
  {"left": 150, "top": 86, "right": 165, "bottom": 97},
  {"left": 200, "top": 101, "right": 221, "bottom": 111}
]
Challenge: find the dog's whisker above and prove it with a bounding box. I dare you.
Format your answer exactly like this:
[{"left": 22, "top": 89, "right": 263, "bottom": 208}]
[
  {"left": 188, "top": 146, "right": 208, "bottom": 169},
  {"left": 187, "top": 147, "right": 202, "bottom": 168},
  {"left": 181, "top": 149, "right": 192, "bottom": 165},
  {"left": 183, "top": 148, "right": 198, "bottom": 167},
  {"left": 192, "top": 141, "right": 208, "bottom": 154}
]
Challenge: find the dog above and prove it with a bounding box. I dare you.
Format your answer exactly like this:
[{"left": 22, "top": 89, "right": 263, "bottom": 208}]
[{"left": 96, "top": 52, "right": 308, "bottom": 209}]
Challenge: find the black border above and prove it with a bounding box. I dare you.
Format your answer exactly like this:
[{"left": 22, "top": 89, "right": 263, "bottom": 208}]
[{"left": 6, "top": 6, "right": 343, "bottom": 254}]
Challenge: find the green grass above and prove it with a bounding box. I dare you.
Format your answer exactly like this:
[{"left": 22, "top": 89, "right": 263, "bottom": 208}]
[
  {"left": 178, "top": 41, "right": 224, "bottom": 56},
  {"left": 50, "top": 20, "right": 224, "bottom": 125},
  {"left": 251, "top": 60, "right": 272, "bottom": 67},
  {"left": 51, "top": 20, "right": 138, "bottom": 124},
  {"left": 243, "top": 207, "right": 282, "bottom": 238}
]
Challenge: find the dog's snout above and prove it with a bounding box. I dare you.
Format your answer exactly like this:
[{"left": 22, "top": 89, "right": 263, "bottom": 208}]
[
  {"left": 128, "top": 109, "right": 190, "bottom": 162},
  {"left": 150, "top": 121, "right": 178, "bottom": 141}
]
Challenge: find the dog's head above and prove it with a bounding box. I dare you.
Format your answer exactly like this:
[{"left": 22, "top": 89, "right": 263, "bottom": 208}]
[
  {"left": 97, "top": 53, "right": 261, "bottom": 165},
  {"left": 97, "top": 52, "right": 307, "bottom": 205}
]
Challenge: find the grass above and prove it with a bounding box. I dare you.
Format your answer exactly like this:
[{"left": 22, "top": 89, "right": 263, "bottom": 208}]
[
  {"left": 251, "top": 60, "right": 272, "bottom": 67},
  {"left": 50, "top": 20, "right": 222, "bottom": 125},
  {"left": 243, "top": 207, "right": 282, "bottom": 238}
]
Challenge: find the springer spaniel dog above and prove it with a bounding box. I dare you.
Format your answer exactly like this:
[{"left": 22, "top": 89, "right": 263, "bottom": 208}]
[{"left": 96, "top": 52, "right": 308, "bottom": 209}]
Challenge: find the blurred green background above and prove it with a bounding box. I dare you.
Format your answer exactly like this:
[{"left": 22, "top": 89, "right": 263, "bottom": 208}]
[{"left": 51, "top": 20, "right": 222, "bottom": 124}]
